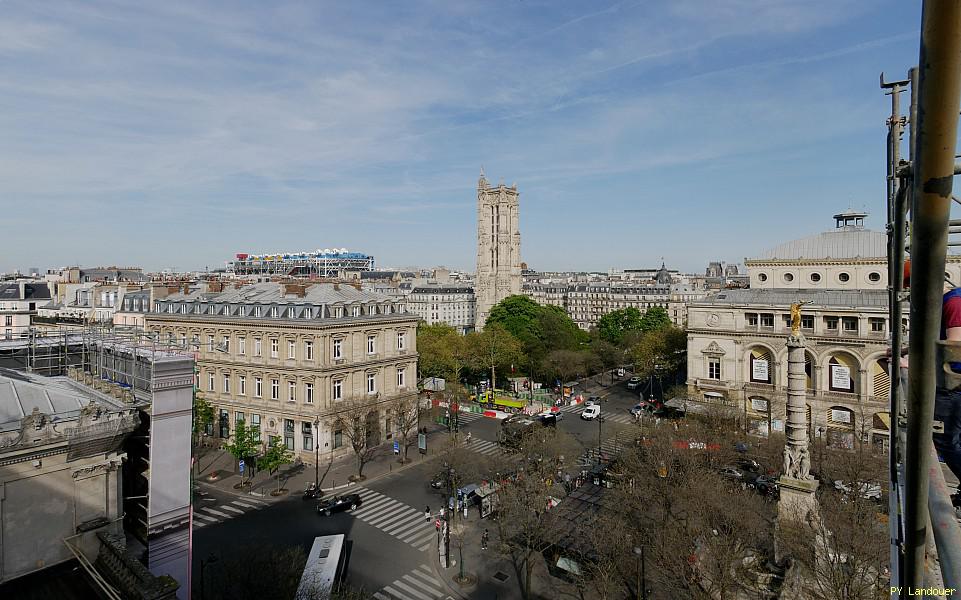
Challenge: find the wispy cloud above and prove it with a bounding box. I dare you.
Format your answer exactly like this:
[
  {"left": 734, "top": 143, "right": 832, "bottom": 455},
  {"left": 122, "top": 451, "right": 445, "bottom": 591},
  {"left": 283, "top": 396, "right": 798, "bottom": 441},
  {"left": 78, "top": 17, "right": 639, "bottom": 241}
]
[{"left": 0, "top": 0, "right": 924, "bottom": 273}]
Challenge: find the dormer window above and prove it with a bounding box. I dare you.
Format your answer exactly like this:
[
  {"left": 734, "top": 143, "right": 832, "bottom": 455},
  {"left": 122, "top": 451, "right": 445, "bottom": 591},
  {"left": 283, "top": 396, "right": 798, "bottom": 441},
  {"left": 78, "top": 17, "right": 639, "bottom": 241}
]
[
  {"left": 352, "top": 306, "right": 361, "bottom": 317},
  {"left": 254, "top": 306, "right": 262, "bottom": 318},
  {"left": 304, "top": 307, "right": 312, "bottom": 319},
  {"left": 271, "top": 306, "right": 279, "bottom": 318},
  {"left": 289, "top": 306, "right": 297, "bottom": 318},
  {"left": 335, "top": 306, "right": 344, "bottom": 318}
]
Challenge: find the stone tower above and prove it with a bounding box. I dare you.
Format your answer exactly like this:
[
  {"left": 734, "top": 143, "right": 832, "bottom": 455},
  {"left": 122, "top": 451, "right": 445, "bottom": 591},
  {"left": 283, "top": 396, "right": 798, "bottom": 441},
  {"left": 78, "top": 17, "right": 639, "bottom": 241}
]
[{"left": 475, "top": 171, "right": 521, "bottom": 329}]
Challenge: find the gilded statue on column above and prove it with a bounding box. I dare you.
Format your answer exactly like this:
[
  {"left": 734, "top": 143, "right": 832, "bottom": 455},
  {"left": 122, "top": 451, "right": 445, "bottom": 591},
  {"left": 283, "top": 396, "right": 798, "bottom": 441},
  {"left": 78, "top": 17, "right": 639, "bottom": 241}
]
[{"left": 790, "top": 300, "right": 812, "bottom": 336}]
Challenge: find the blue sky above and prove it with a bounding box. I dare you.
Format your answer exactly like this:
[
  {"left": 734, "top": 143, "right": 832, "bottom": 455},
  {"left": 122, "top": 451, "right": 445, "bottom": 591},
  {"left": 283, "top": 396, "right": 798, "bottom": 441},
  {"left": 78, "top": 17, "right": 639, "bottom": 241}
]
[{"left": 0, "top": 1, "right": 923, "bottom": 274}]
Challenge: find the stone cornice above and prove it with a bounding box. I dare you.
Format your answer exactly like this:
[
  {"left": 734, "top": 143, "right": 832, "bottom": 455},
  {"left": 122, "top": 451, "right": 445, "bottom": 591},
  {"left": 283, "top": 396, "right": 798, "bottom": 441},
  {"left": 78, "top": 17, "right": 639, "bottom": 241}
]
[
  {"left": 145, "top": 313, "right": 419, "bottom": 332},
  {"left": 744, "top": 258, "right": 886, "bottom": 266},
  {"left": 196, "top": 352, "right": 419, "bottom": 375},
  {"left": 687, "top": 328, "right": 885, "bottom": 348}
]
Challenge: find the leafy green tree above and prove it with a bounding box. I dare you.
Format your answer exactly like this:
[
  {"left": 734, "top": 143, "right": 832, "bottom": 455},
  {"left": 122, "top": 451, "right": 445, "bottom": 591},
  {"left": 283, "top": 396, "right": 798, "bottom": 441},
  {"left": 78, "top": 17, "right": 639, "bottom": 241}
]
[
  {"left": 223, "top": 420, "right": 260, "bottom": 487},
  {"left": 486, "top": 295, "right": 543, "bottom": 344},
  {"left": 486, "top": 297, "right": 585, "bottom": 381},
  {"left": 640, "top": 306, "right": 672, "bottom": 333},
  {"left": 193, "top": 392, "right": 214, "bottom": 446},
  {"left": 466, "top": 323, "right": 524, "bottom": 390},
  {"left": 416, "top": 323, "right": 465, "bottom": 380},
  {"left": 259, "top": 436, "right": 295, "bottom": 494},
  {"left": 597, "top": 307, "right": 644, "bottom": 345},
  {"left": 630, "top": 326, "right": 687, "bottom": 379}
]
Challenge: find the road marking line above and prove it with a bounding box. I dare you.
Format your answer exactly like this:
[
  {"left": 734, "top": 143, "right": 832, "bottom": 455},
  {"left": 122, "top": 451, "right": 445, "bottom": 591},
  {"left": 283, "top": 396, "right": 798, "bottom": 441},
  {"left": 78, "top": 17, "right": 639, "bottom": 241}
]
[
  {"left": 389, "top": 579, "right": 433, "bottom": 600},
  {"left": 360, "top": 503, "right": 413, "bottom": 526},
  {"left": 417, "top": 543, "right": 431, "bottom": 552},
  {"left": 415, "top": 564, "right": 440, "bottom": 585},
  {"left": 355, "top": 488, "right": 382, "bottom": 499},
  {"left": 382, "top": 586, "right": 411, "bottom": 600},
  {"left": 193, "top": 521, "right": 206, "bottom": 528},
  {"left": 351, "top": 496, "right": 396, "bottom": 516},
  {"left": 357, "top": 500, "right": 406, "bottom": 523},
  {"left": 377, "top": 512, "right": 421, "bottom": 533},
  {"left": 219, "top": 505, "right": 244, "bottom": 514},
  {"left": 408, "top": 531, "right": 436, "bottom": 547},
  {"left": 231, "top": 500, "right": 260, "bottom": 509},
  {"left": 201, "top": 508, "right": 231, "bottom": 518},
  {"left": 241, "top": 497, "right": 267, "bottom": 506},
  {"left": 402, "top": 573, "right": 443, "bottom": 597},
  {"left": 394, "top": 520, "right": 430, "bottom": 540},
  {"left": 194, "top": 513, "right": 218, "bottom": 523}
]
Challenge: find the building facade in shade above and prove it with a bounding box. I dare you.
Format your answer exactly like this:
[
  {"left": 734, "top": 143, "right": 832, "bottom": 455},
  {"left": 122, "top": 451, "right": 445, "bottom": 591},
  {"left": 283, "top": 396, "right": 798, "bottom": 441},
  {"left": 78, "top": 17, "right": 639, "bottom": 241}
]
[
  {"left": 406, "top": 284, "right": 476, "bottom": 333},
  {"left": 475, "top": 173, "right": 521, "bottom": 329},
  {"left": 145, "top": 282, "right": 419, "bottom": 464},
  {"left": 680, "top": 211, "right": 961, "bottom": 449}
]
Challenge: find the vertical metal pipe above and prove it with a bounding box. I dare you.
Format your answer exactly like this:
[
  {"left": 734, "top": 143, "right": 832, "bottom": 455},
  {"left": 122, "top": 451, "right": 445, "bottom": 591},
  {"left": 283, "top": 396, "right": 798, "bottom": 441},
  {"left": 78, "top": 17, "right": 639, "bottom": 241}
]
[{"left": 904, "top": 0, "right": 961, "bottom": 588}]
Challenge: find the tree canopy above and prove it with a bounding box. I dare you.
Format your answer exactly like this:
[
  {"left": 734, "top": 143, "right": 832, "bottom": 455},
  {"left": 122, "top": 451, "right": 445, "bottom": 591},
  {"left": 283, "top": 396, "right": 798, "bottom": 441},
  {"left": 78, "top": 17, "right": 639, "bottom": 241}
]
[{"left": 596, "top": 307, "right": 644, "bottom": 345}]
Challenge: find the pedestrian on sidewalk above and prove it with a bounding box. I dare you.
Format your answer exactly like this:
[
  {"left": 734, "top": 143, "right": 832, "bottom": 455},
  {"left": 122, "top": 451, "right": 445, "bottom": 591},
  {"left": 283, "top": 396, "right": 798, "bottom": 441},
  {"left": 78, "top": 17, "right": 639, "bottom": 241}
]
[
  {"left": 481, "top": 529, "right": 489, "bottom": 550},
  {"left": 425, "top": 506, "right": 431, "bottom": 522}
]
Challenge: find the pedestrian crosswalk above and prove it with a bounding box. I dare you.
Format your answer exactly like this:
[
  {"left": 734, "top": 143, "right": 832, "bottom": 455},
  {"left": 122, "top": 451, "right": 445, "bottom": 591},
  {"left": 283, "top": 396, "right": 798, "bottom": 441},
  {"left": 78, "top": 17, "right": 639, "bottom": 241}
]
[
  {"left": 578, "top": 439, "right": 626, "bottom": 467},
  {"left": 352, "top": 488, "right": 436, "bottom": 552},
  {"left": 455, "top": 411, "right": 485, "bottom": 424},
  {"left": 554, "top": 402, "right": 637, "bottom": 426},
  {"left": 372, "top": 564, "right": 446, "bottom": 600},
  {"left": 466, "top": 438, "right": 505, "bottom": 458},
  {"left": 192, "top": 496, "right": 268, "bottom": 527}
]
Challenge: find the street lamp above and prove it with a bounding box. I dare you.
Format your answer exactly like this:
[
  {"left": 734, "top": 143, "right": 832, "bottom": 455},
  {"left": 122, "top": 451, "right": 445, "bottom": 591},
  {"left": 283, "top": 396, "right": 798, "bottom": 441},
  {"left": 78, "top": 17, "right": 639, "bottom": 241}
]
[
  {"left": 633, "top": 546, "right": 648, "bottom": 600},
  {"left": 313, "top": 416, "right": 320, "bottom": 489},
  {"left": 597, "top": 415, "right": 606, "bottom": 466}
]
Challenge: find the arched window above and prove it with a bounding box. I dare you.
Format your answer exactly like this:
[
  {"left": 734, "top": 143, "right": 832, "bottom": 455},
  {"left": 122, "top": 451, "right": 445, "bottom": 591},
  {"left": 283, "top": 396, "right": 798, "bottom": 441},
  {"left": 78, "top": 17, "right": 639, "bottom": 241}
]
[
  {"left": 749, "top": 348, "right": 772, "bottom": 383},
  {"left": 828, "top": 355, "right": 857, "bottom": 393}
]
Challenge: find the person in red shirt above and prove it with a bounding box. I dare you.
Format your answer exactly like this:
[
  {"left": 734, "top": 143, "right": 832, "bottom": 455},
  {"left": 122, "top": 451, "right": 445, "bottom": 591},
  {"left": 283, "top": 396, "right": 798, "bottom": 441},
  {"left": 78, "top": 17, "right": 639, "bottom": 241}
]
[{"left": 903, "top": 260, "right": 961, "bottom": 505}]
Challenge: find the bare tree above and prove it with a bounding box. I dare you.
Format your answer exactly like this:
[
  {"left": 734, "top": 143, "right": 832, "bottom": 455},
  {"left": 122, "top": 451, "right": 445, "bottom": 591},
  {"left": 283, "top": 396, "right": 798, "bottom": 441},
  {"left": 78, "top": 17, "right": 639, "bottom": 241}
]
[
  {"left": 485, "top": 426, "right": 582, "bottom": 600},
  {"left": 390, "top": 393, "right": 420, "bottom": 463},
  {"left": 335, "top": 400, "right": 379, "bottom": 481}
]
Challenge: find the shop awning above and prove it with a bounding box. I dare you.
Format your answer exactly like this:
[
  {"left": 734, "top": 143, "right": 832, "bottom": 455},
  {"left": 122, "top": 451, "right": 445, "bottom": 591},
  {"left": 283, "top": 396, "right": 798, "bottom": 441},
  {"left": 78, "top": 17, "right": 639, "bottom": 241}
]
[{"left": 874, "top": 412, "right": 891, "bottom": 431}]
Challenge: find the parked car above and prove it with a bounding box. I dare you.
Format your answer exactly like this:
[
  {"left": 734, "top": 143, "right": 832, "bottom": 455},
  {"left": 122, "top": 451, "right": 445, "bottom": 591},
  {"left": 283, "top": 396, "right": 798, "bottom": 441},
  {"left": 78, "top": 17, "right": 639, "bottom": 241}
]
[
  {"left": 753, "top": 475, "right": 779, "bottom": 497},
  {"left": 317, "top": 493, "right": 363, "bottom": 516},
  {"left": 626, "top": 377, "right": 642, "bottom": 390},
  {"left": 587, "top": 395, "right": 602, "bottom": 405},
  {"left": 736, "top": 458, "right": 762, "bottom": 473},
  {"left": 581, "top": 405, "right": 601, "bottom": 420},
  {"left": 834, "top": 480, "right": 882, "bottom": 501},
  {"left": 630, "top": 403, "right": 655, "bottom": 417},
  {"left": 652, "top": 406, "right": 685, "bottom": 420},
  {"left": 718, "top": 466, "right": 743, "bottom": 480}
]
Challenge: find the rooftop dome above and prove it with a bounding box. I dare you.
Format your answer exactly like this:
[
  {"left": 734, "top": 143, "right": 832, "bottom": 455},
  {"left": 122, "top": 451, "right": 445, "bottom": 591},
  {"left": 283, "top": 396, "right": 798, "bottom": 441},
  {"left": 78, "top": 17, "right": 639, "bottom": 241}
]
[{"left": 754, "top": 212, "right": 886, "bottom": 260}]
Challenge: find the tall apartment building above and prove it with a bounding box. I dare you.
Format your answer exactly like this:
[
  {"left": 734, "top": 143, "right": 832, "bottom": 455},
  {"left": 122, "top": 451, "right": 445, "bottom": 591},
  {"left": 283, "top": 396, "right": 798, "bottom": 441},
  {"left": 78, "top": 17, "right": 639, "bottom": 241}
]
[
  {"left": 475, "top": 172, "right": 521, "bottom": 329},
  {"left": 564, "top": 283, "right": 672, "bottom": 330},
  {"left": 145, "top": 281, "right": 419, "bottom": 463},
  {"left": 406, "top": 284, "right": 476, "bottom": 333}
]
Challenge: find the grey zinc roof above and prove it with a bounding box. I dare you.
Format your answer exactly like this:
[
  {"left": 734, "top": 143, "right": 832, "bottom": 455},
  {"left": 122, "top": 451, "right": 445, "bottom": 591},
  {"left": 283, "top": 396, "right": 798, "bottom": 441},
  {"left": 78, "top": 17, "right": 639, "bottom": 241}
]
[
  {"left": 0, "top": 283, "right": 52, "bottom": 301},
  {"left": 698, "top": 288, "right": 888, "bottom": 308},
  {"left": 0, "top": 369, "right": 126, "bottom": 431},
  {"left": 754, "top": 228, "right": 886, "bottom": 261},
  {"left": 166, "top": 281, "right": 391, "bottom": 304}
]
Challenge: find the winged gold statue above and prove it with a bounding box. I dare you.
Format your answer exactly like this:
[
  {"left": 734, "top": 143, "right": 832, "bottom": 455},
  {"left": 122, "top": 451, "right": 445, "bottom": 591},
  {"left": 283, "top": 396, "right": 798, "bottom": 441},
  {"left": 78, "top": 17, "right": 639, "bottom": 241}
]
[{"left": 790, "top": 300, "right": 812, "bottom": 336}]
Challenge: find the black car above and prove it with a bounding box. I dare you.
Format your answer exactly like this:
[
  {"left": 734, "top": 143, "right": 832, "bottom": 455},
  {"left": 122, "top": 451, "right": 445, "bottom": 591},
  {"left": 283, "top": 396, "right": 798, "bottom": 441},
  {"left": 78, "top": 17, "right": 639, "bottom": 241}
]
[
  {"left": 317, "top": 493, "right": 363, "bottom": 516},
  {"left": 652, "top": 406, "right": 685, "bottom": 420}
]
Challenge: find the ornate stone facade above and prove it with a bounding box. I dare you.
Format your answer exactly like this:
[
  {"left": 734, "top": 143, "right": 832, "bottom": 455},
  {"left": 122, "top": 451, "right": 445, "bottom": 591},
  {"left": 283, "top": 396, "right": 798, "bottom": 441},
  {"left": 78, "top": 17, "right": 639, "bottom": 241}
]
[{"left": 475, "top": 172, "right": 521, "bottom": 329}]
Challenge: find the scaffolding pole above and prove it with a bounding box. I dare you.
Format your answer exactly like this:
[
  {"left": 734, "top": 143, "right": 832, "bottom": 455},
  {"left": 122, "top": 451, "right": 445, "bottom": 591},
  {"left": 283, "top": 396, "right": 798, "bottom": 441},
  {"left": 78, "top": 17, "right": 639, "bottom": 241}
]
[{"left": 903, "top": 0, "right": 961, "bottom": 589}]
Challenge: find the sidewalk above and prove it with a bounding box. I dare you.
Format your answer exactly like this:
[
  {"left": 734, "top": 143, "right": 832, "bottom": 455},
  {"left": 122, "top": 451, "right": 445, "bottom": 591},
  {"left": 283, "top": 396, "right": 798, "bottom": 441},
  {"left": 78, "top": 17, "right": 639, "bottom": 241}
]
[
  {"left": 193, "top": 423, "right": 452, "bottom": 500},
  {"left": 429, "top": 512, "right": 580, "bottom": 600}
]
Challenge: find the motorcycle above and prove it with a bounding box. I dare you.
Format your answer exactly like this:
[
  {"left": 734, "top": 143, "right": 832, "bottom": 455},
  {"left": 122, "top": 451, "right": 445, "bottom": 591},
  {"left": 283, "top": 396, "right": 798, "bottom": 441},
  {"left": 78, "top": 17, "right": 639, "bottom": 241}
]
[{"left": 302, "top": 482, "right": 323, "bottom": 500}]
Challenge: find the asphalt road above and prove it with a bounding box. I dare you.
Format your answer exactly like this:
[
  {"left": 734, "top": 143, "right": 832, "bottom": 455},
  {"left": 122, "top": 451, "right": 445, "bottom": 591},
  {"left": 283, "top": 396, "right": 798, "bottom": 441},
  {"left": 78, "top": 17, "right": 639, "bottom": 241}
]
[{"left": 191, "top": 376, "right": 645, "bottom": 600}]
